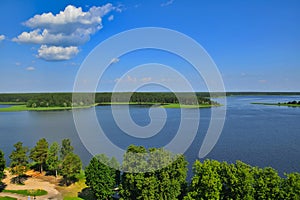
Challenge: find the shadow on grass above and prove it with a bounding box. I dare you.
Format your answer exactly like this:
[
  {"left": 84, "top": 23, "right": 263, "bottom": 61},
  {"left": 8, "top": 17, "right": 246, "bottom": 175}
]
[
  {"left": 59, "top": 177, "right": 78, "bottom": 187},
  {"left": 0, "top": 181, "right": 7, "bottom": 192},
  {"left": 78, "top": 188, "right": 96, "bottom": 200}
]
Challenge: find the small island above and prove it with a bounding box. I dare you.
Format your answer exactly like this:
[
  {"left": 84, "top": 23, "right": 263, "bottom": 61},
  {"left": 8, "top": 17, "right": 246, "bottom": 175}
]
[
  {"left": 0, "top": 92, "right": 220, "bottom": 112},
  {"left": 252, "top": 100, "right": 300, "bottom": 107}
]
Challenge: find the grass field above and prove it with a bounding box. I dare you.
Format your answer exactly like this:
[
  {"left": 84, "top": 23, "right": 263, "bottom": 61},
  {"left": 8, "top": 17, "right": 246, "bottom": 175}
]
[
  {"left": 0, "top": 102, "right": 25, "bottom": 105},
  {"left": 63, "top": 197, "right": 84, "bottom": 200},
  {"left": 0, "top": 197, "right": 17, "bottom": 200},
  {"left": 3, "top": 189, "right": 47, "bottom": 196},
  {"left": 0, "top": 101, "right": 217, "bottom": 112},
  {"left": 0, "top": 104, "right": 96, "bottom": 112},
  {"left": 252, "top": 102, "right": 300, "bottom": 107},
  {"left": 99, "top": 102, "right": 215, "bottom": 108},
  {"left": 160, "top": 103, "right": 213, "bottom": 108}
]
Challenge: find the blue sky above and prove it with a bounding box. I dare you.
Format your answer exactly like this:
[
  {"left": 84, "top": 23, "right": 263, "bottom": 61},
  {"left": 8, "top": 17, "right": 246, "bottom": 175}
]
[{"left": 0, "top": 0, "right": 299, "bottom": 92}]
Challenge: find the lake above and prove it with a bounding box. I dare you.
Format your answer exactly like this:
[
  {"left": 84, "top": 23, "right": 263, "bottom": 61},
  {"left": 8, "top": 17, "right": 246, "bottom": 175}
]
[{"left": 0, "top": 95, "right": 300, "bottom": 176}]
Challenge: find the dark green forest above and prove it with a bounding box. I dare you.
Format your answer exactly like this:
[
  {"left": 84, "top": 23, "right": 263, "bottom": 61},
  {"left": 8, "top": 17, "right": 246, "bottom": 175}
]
[{"left": 0, "top": 93, "right": 218, "bottom": 108}]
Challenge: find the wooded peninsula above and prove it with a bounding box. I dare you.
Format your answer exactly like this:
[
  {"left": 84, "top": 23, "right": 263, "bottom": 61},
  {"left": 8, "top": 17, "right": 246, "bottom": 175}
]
[{"left": 0, "top": 92, "right": 220, "bottom": 112}]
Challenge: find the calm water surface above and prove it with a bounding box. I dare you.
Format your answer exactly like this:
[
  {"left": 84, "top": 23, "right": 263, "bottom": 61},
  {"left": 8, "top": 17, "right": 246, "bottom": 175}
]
[{"left": 0, "top": 96, "right": 299, "bottom": 176}]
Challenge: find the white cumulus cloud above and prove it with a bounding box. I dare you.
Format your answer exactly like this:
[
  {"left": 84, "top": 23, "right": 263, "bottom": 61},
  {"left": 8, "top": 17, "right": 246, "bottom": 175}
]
[
  {"left": 13, "top": 4, "right": 117, "bottom": 61},
  {"left": 0, "top": 34, "right": 5, "bottom": 41},
  {"left": 37, "top": 45, "right": 79, "bottom": 61},
  {"left": 26, "top": 66, "right": 35, "bottom": 71},
  {"left": 161, "top": 0, "right": 175, "bottom": 7}
]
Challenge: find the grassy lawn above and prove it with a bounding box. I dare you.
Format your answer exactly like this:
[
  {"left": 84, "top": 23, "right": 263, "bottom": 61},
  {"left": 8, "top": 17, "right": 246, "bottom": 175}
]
[
  {"left": 98, "top": 102, "right": 158, "bottom": 106},
  {"left": 63, "top": 197, "right": 84, "bottom": 200},
  {"left": 3, "top": 189, "right": 47, "bottom": 196},
  {"left": 0, "top": 104, "right": 96, "bottom": 112},
  {"left": 99, "top": 102, "right": 215, "bottom": 108},
  {"left": 160, "top": 103, "right": 213, "bottom": 108},
  {"left": 0, "top": 101, "right": 218, "bottom": 112},
  {"left": 0, "top": 197, "right": 17, "bottom": 200},
  {"left": 0, "top": 102, "right": 25, "bottom": 105},
  {"left": 252, "top": 102, "right": 300, "bottom": 107},
  {"left": 57, "top": 179, "right": 87, "bottom": 199}
]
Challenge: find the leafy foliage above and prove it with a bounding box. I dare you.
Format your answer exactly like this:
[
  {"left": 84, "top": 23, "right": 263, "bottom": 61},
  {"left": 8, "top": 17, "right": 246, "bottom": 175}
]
[
  {"left": 185, "top": 160, "right": 296, "bottom": 200},
  {"left": 120, "top": 145, "right": 188, "bottom": 200},
  {"left": 282, "top": 172, "right": 300, "bottom": 199}
]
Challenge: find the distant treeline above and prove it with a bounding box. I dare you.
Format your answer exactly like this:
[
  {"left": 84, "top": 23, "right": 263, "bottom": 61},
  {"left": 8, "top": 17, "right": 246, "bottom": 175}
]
[
  {"left": 226, "top": 92, "right": 300, "bottom": 96},
  {"left": 0, "top": 93, "right": 218, "bottom": 107},
  {"left": 279, "top": 100, "right": 300, "bottom": 105},
  {"left": 1, "top": 92, "right": 299, "bottom": 108}
]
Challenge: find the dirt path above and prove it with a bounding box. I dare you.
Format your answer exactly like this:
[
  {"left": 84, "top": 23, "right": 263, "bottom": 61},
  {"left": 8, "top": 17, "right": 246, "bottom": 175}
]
[{"left": 0, "top": 170, "right": 62, "bottom": 200}]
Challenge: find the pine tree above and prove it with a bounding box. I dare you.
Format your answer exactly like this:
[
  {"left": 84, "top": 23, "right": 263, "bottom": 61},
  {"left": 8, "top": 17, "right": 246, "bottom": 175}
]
[
  {"left": 46, "top": 142, "right": 60, "bottom": 177},
  {"left": 60, "top": 138, "right": 74, "bottom": 160},
  {"left": 0, "top": 150, "right": 5, "bottom": 180},
  {"left": 30, "top": 138, "right": 49, "bottom": 173},
  {"left": 85, "top": 154, "right": 118, "bottom": 199},
  {"left": 9, "top": 142, "right": 28, "bottom": 184},
  {"left": 60, "top": 152, "right": 82, "bottom": 186}
]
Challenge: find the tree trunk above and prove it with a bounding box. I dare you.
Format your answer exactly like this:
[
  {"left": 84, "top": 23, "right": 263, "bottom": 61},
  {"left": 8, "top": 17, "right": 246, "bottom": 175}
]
[
  {"left": 55, "top": 169, "right": 58, "bottom": 178},
  {"left": 40, "top": 164, "right": 43, "bottom": 173}
]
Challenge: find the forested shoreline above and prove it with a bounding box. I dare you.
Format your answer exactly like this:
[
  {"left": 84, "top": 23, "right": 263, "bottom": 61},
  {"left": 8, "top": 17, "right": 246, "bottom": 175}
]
[
  {"left": 1, "top": 92, "right": 299, "bottom": 109},
  {"left": 0, "top": 92, "right": 218, "bottom": 108},
  {"left": 1, "top": 139, "right": 300, "bottom": 199}
]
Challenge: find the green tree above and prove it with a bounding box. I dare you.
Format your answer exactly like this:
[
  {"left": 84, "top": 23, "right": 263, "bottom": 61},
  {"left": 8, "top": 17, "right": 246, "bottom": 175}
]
[
  {"left": 110, "top": 156, "right": 121, "bottom": 185},
  {"left": 30, "top": 138, "right": 49, "bottom": 173},
  {"left": 120, "top": 145, "right": 150, "bottom": 200},
  {"left": 0, "top": 150, "right": 5, "bottom": 180},
  {"left": 282, "top": 172, "right": 300, "bottom": 199},
  {"left": 219, "top": 161, "right": 255, "bottom": 199},
  {"left": 46, "top": 142, "right": 60, "bottom": 177},
  {"left": 60, "top": 152, "right": 82, "bottom": 186},
  {"left": 185, "top": 160, "right": 222, "bottom": 200},
  {"left": 253, "top": 167, "right": 282, "bottom": 200},
  {"left": 148, "top": 148, "right": 188, "bottom": 200},
  {"left": 85, "top": 154, "right": 119, "bottom": 199},
  {"left": 120, "top": 145, "right": 188, "bottom": 200},
  {"left": 60, "top": 138, "right": 74, "bottom": 160},
  {"left": 9, "top": 142, "right": 28, "bottom": 184}
]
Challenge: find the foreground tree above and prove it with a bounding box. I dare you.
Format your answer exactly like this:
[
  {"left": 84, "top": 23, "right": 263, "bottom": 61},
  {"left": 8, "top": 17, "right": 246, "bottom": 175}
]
[
  {"left": 120, "top": 145, "right": 188, "bottom": 200},
  {"left": 0, "top": 150, "right": 5, "bottom": 180},
  {"left": 120, "top": 145, "right": 150, "bottom": 199},
  {"left": 30, "top": 138, "right": 49, "bottom": 173},
  {"left": 253, "top": 167, "right": 282, "bottom": 200},
  {"left": 60, "top": 152, "right": 82, "bottom": 185},
  {"left": 85, "top": 154, "right": 119, "bottom": 199},
  {"left": 282, "top": 172, "right": 300, "bottom": 199},
  {"left": 185, "top": 160, "right": 222, "bottom": 200},
  {"left": 46, "top": 142, "right": 60, "bottom": 177},
  {"left": 60, "top": 138, "right": 74, "bottom": 160},
  {"left": 9, "top": 142, "right": 28, "bottom": 184},
  {"left": 149, "top": 148, "right": 188, "bottom": 199},
  {"left": 219, "top": 161, "right": 255, "bottom": 199}
]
